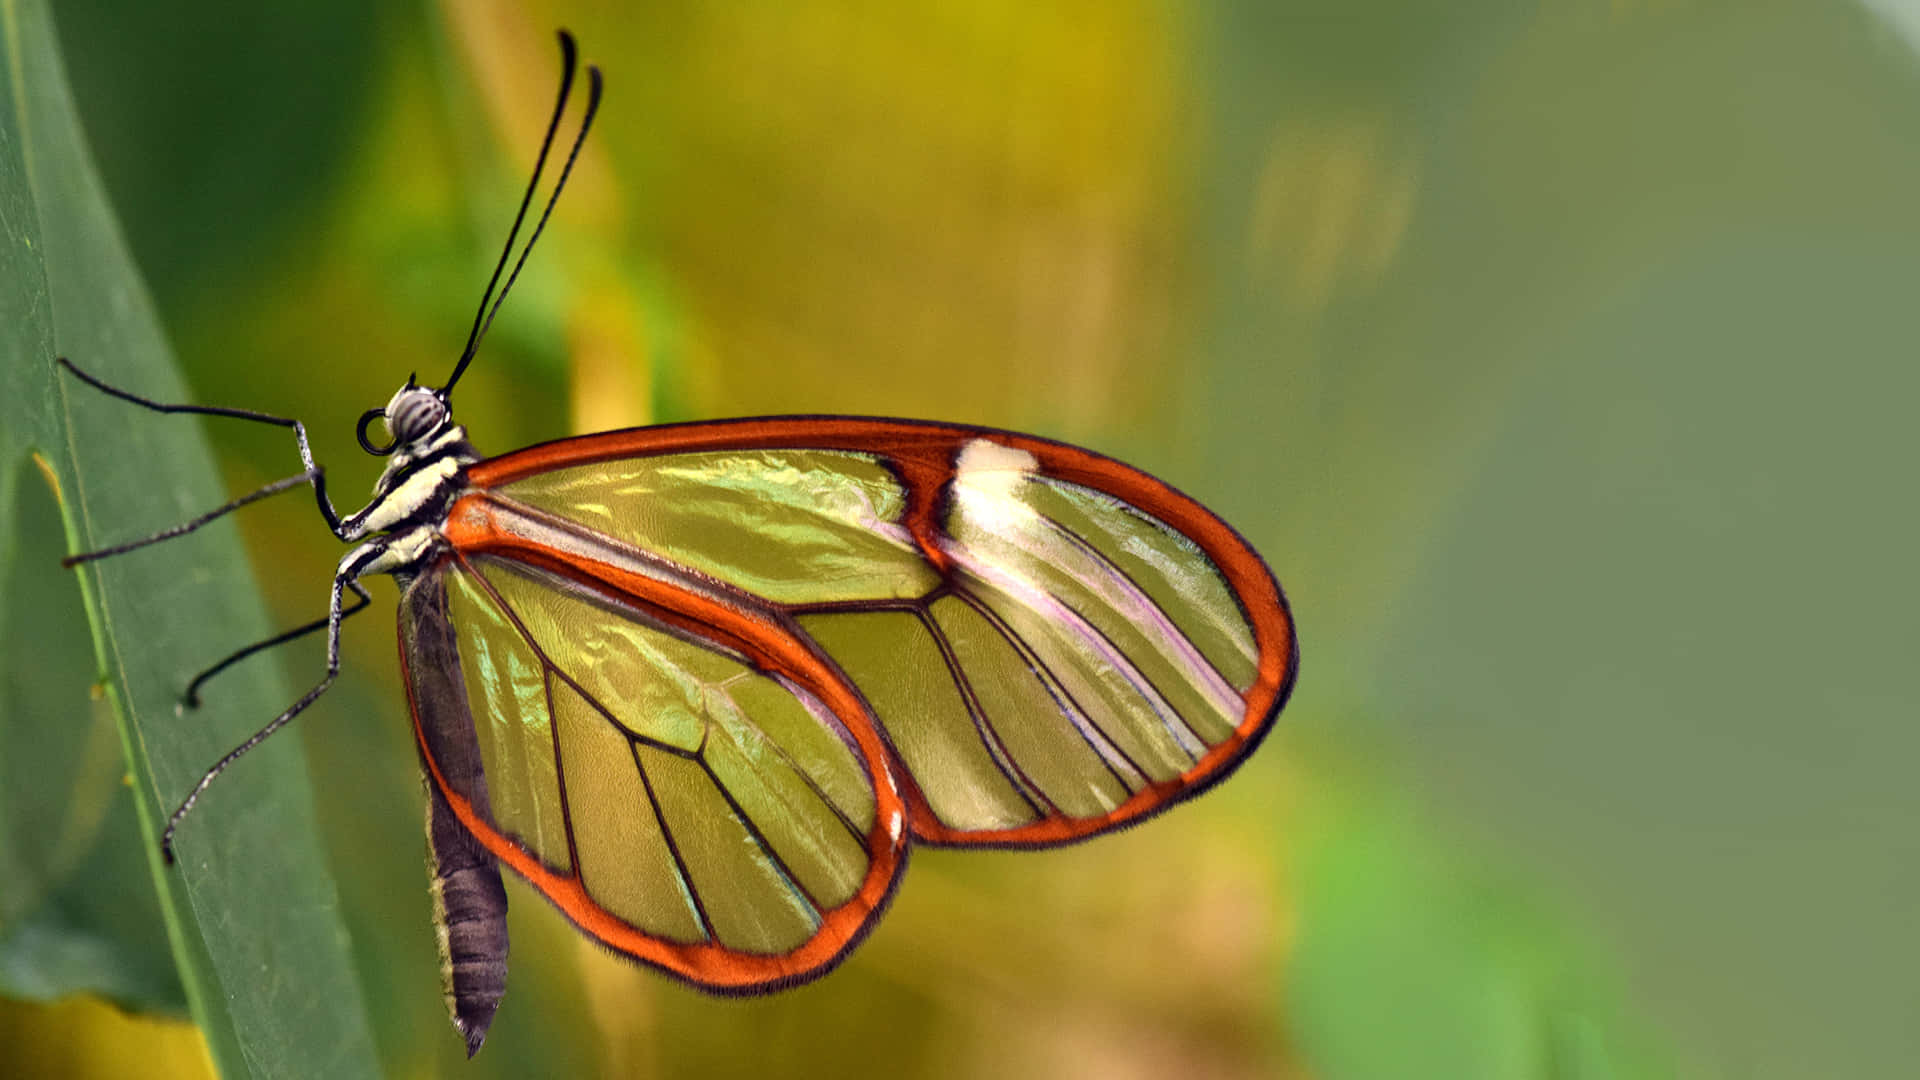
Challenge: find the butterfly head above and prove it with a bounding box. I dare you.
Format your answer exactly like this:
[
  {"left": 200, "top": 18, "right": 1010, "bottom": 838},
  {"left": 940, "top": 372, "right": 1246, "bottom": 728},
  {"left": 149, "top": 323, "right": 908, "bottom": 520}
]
[{"left": 357, "top": 375, "right": 451, "bottom": 456}]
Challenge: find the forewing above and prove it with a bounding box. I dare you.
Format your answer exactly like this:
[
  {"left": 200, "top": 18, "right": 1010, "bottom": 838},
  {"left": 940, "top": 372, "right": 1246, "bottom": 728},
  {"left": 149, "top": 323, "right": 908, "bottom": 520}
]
[
  {"left": 398, "top": 552, "right": 907, "bottom": 991},
  {"left": 464, "top": 417, "right": 1296, "bottom": 850}
]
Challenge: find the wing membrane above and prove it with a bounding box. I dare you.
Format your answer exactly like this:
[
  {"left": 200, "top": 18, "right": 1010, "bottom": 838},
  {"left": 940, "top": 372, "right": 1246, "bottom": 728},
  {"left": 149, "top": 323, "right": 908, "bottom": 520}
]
[
  {"left": 454, "top": 417, "right": 1295, "bottom": 856},
  {"left": 401, "top": 550, "right": 907, "bottom": 989},
  {"left": 502, "top": 448, "right": 940, "bottom": 603}
]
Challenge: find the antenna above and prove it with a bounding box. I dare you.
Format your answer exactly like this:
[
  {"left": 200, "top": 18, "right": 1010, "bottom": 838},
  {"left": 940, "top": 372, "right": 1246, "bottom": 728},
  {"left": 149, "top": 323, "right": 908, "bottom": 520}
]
[{"left": 440, "top": 28, "right": 604, "bottom": 400}]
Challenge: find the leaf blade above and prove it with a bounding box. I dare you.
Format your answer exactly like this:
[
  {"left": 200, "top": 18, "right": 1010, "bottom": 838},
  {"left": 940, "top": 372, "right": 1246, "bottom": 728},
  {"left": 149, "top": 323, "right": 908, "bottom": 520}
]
[{"left": 0, "top": 1, "right": 379, "bottom": 1075}]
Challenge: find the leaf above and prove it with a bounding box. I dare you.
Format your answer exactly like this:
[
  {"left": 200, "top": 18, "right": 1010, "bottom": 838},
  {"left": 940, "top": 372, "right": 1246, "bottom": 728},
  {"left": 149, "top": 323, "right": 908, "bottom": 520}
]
[
  {"left": 0, "top": 454, "right": 183, "bottom": 1013},
  {"left": 0, "top": 1, "right": 377, "bottom": 1076}
]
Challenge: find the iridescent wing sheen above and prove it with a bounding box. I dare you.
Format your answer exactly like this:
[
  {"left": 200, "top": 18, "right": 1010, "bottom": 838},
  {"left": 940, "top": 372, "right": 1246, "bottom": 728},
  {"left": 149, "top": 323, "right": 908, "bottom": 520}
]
[
  {"left": 406, "top": 416, "right": 1295, "bottom": 987},
  {"left": 398, "top": 545, "right": 908, "bottom": 991}
]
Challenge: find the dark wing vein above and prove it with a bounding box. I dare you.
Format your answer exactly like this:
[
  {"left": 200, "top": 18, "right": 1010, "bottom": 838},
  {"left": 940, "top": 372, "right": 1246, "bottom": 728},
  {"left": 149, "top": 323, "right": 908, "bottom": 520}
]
[
  {"left": 1034, "top": 504, "right": 1240, "bottom": 707},
  {"left": 948, "top": 545, "right": 1204, "bottom": 769},
  {"left": 913, "top": 607, "right": 1052, "bottom": 818},
  {"left": 783, "top": 597, "right": 929, "bottom": 615},
  {"left": 459, "top": 552, "right": 865, "bottom": 945},
  {"left": 458, "top": 553, "right": 719, "bottom": 941},
  {"left": 1050, "top": 600, "right": 1207, "bottom": 766},
  {"left": 692, "top": 733, "right": 823, "bottom": 914},
  {"left": 542, "top": 665, "right": 585, "bottom": 878},
  {"left": 751, "top": 674, "right": 871, "bottom": 844},
  {"left": 966, "top": 548, "right": 1206, "bottom": 765},
  {"left": 950, "top": 587, "right": 1146, "bottom": 792},
  {"left": 628, "top": 740, "right": 717, "bottom": 943}
]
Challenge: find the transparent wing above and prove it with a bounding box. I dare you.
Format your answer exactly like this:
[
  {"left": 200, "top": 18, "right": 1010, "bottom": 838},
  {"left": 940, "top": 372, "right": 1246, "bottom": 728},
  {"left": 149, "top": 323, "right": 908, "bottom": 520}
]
[
  {"left": 399, "top": 549, "right": 907, "bottom": 991},
  {"left": 460, "top": 417, "right": 1296, "bottom": 850}
]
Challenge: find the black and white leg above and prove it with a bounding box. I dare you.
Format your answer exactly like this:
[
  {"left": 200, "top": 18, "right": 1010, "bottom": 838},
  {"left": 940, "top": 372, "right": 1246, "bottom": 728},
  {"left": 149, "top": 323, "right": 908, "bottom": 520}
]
[
  {"left": 56, "top": 357, "right": 351, "bottom": 556},
  {"left": 159, "top": 540, "right": 392, "bottom": 862},
  {"left": 180, "top": 581, "right": 373, "bottom": 709}
]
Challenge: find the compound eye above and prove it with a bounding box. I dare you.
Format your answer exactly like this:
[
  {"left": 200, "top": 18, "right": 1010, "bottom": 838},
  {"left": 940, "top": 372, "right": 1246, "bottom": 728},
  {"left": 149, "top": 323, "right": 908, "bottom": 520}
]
[{"left": 387, "top": 388, "right": 448, "bottom": 445}]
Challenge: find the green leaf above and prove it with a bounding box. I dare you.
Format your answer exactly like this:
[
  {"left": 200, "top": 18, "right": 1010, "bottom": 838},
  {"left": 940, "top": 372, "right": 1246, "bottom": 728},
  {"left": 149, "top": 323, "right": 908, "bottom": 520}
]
[
  {"left": 0, "top": 454, "right": 184, "bottom": 1013},
  {"left": 0, "top": 1, "right": 377, "bottom": 1076}
]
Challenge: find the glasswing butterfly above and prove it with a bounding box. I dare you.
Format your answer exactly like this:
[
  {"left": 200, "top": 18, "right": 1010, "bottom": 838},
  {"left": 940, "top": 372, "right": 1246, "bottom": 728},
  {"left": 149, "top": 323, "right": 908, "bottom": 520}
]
[{"left": 60, "top": 30, "right": 1298, "bottom": 1057}]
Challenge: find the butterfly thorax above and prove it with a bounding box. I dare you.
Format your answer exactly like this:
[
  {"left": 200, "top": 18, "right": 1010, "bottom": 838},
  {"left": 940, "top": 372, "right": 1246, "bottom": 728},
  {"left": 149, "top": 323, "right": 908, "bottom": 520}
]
[
  {"left": 346, "top": 418, "right": 478, "bottom": 536},
  {"left": 334, "top": 388, "right": 482, "bottom": 587}
]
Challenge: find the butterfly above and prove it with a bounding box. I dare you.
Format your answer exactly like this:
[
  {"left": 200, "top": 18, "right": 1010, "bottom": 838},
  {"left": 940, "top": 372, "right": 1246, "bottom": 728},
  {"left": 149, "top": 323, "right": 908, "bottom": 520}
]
[{"left": 60, "top": 31, "right": 1297, "bottom": 1057}]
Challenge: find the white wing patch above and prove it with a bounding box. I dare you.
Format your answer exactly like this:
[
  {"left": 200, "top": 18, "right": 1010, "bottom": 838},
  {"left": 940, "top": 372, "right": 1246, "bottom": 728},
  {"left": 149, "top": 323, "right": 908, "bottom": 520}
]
[{"left": 951, "top": 438, "right": 1039, "bottom": 532}]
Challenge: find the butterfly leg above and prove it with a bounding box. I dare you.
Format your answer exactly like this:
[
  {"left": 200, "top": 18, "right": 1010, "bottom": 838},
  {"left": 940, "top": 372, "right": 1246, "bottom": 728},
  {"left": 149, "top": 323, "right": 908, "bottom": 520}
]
[
  {"left": 55, "top": 357, "right": 352, "bottom": 552},
  {"left": 179, "top": 581, "right": 373, "bottom": 709},
  {"left": 62, "top": 469, "right": 319, "bottom": 566},
  {"left": 158, "top": 539, "right": 394, "bottom": 862}
]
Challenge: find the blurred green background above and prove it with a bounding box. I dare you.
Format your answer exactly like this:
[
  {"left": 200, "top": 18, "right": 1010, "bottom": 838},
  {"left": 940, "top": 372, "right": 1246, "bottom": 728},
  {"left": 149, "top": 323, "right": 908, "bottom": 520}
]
[{"left": 3, "top": 1, "right": 1916, "bottom": 1077}]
